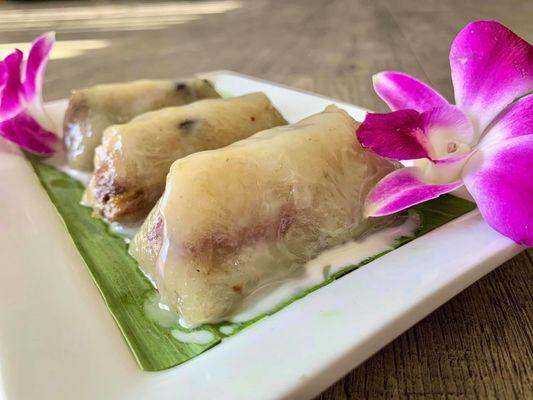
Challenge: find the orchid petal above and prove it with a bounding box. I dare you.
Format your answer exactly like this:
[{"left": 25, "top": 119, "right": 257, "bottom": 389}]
[
  {"left": 364, "top": 167, "right": 463, "bottom": 217},
  {"left": 0, "top": 62, "right": 6, "bottom": 91},
  {"left": 373, "top": 71, "right": 448, "bottom": 112},
  {"left": 0, "top": 111, "right": 58, "bottom": 155},
  {"left": 357, "top": 105, "right": 473, "bottom": 162},
  {"left": 22, "top": 32, "right": 55, "bottom": 103},
  {"left": 463, "top": 135, "right": 533, "bottom": 246},
  {"left": 0, "top": 50, "right": 23, "bottom": 121},
  {"left": 357, "top": 109, "right": 431, "bottom": 161},
  {"left": 479, "top": 93, "right": 533, "bottom": 149},
  {"left": 450, "top": 21, "right": 533, "bottom": 136}
]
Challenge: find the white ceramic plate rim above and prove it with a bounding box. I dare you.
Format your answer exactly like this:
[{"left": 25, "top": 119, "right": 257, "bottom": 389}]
[{"left": 0, "top": 71, "right": 523, "bottom": 400}]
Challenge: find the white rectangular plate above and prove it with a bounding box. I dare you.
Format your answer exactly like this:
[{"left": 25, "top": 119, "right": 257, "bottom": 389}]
[{"left": 0, "top": 71, "right": 523, "bottom": 400}]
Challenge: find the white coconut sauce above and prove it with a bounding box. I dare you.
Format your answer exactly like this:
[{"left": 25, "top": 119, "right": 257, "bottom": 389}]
[
  {"left": 218, "top": 325, "right": 237, "bottom": 335},
  {"left": 108, "top": 220, "right": 143, "bottom": 240},
  {"left": 144, "top": 213, "right": 419, "bottom": 333},
  {"left": 143, "top": 295, "right": 178, "bottom": 328},
  {"left": 45, "top": 148, "right": 93, "bottom": 186},
  {"left": 144, "top": 294, "right": 216, "bottom": 344},
  {"left": 171, "top": 329, "right": 215, "bottom": 345},
  {"left": 56, "top": 164, "right": 93, "bottom": 186},
  {"left": 226, "top": 214, "right": 419, "bottom": 323}
]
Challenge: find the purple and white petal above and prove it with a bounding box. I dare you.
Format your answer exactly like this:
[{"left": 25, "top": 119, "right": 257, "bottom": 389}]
[
  {"left": 357, "top": 105, "right": 473, "bottom": 162},
  {"left": 373, "top": 71, "right": 449, "bottom": 112},
  {"left": 463, "top": 135, "right": 533, "bottom": 246},
  {"left": 22, "top": 32, "right": 55, "bottom": 102},
  {"left": 0, "top": 111, "right": 58, "bottom": 155},
  {"left": 364, "top": 167, "right": 463, "bottom": 217},
  {"left": 357, "top": 109, "right": 432, "bottom": 161},
  {"left": 420, "top": 104, "right": 474, "bottom": 159},
  {"left": 0, "top": 62, "right": 6, "bottom": 91},
  {"left": 450, "top": 21, "right": 533, "bottom": 136},
  {"left": 478, "top": 93, "right": 533, "bottom": 149},
  {"left": 0, "top": 50, "right": 24, "bottom": 121}
]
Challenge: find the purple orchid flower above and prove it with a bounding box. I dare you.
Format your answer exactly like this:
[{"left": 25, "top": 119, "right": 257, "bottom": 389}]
[
  {"left": 356, "top": 21, "right": 532, "bottom": 246},
  {"left": 0, "top": 32, "right": 58, "bottom": 155}
]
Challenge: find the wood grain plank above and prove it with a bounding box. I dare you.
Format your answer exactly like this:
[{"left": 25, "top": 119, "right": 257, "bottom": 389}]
[{"left": 318, "top": 251, "right": 533, "bottom": 399}]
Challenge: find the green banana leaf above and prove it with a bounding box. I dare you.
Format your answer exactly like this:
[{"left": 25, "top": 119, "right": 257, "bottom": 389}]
[{"left": 27, "top": 154, "right": 476, "bottom": 371}]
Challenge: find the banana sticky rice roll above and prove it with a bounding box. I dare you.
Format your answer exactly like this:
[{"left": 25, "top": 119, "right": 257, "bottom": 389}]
[
  {"left": 83, "top": 92, "right": 287, "bottom": 222},
  {"left": 129, "top": 105, "right": 397, "bottom": 325},
  {"left": 63, "top": 78, "right": 220, "bottom": 170}
]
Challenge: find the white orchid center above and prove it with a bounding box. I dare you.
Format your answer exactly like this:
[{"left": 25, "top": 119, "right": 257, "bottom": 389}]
[
  {"left": 428, "top": 126, "right": 472, "bottom": 160},
  {"left": 446, "top": 141, "right": 458, "bottom": 153}
]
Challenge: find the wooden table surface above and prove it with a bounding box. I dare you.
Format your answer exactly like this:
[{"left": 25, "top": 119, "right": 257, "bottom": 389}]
[{"left": 1, "top": 0, "right": 532, "bottom": 398}]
